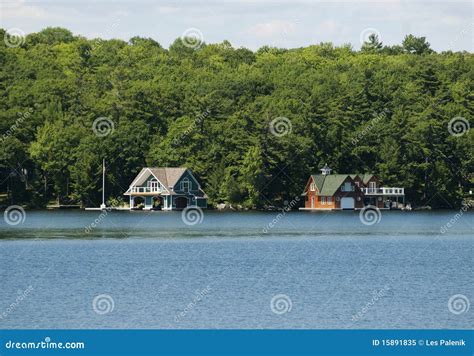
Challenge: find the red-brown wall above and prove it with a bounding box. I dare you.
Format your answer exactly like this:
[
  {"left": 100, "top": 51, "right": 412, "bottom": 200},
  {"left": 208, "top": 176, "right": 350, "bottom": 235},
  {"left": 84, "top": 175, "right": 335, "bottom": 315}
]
[{"left": 304, "top": 176, "right": 365, "bottom": 209}]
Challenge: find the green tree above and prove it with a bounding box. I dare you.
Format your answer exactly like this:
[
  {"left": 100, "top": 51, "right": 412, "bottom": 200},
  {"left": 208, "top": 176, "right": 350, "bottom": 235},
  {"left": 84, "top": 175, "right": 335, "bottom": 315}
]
[
  {"left": 402, "top": 34, "right": 433, "bottom": 55},
  {"left": 361, "top": 34, "right": 383, "bottom": 53}
]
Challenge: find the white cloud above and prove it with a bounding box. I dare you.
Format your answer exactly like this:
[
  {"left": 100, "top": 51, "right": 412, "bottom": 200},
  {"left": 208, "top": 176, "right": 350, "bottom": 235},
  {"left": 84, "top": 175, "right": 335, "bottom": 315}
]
[
  {"left": 0, "top": 0, "right": 48, "bottom": 20},
  {"left": 0, "top": 0, "right": 471, "bottom": 51},
  {"left": 155, "top": 5, "right": 181, "bottom": 15},
  {"left": 246, "top": 20, "right": 296, "bottom": 38},
  {"left": 316, "top": 20, "right": 340, "bottom": 34},
  {"left": 440, "top": 15, "right": 465, "bottom": 26}
]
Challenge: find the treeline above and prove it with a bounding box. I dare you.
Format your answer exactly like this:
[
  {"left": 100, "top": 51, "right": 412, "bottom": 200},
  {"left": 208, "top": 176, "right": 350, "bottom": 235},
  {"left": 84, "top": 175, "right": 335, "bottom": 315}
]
[{"left": 0, "top": 28, "right": 472, "bottom": 208}]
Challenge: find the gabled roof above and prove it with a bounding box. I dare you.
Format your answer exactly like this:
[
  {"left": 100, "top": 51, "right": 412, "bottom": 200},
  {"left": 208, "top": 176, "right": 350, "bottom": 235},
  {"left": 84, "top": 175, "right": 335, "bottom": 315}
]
[
  {"left": 129, "top": 167, "right": 188, "bottom": 189},
  {"left": 148, "top": 167, "right": 187, "bottom": 188},
  {"left": 128, "top": 167, "right": 207, "bottom": 197},
  {"left": 311, "top": 174, "right": 326, "bottom": 192},
  {"left": 360, "top": 174, "right": 374, "bottom": 184},
  {"left": 310, "top": 174, "right": 351, "bottom": 196}
]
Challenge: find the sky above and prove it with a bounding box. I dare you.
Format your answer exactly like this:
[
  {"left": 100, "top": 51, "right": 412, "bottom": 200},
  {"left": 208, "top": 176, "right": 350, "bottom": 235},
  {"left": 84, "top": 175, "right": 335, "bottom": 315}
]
[{"left": 1, "top": 0, "right": 473, "bottom": 52}]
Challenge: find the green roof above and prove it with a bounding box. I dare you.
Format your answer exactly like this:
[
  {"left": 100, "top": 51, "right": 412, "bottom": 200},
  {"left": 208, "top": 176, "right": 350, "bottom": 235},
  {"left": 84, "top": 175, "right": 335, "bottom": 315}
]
[
  {"left": 360, "top": 174, "right": 374, "bottom": 184},
  {"left": 309, "top": 173, "right": 378, "bottom": 196},
  {"left": 311, "top": 174, "right": 326, "bottom": 192},
  {"left": 311, "top": 174, "right": 351, "bottom": 196}
]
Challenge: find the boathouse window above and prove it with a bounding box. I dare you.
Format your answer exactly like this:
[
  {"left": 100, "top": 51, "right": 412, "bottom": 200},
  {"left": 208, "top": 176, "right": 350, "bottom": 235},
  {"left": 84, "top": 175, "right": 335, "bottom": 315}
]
[
  {"left": 148, "top": 179, "right": 160, "bottom": 191},
  {"left": 310, "top": 182, "right": 316, "bottom": 191},
  {"left": 369, "top": 182, "right": 376, "bottom": 191},
  {"left": 181, "top": 178, "right": 190, "bottom": 192},
  {"left": 321, "top": 197, "right": 326, "bottom": 205},
  {"left": 355, "top": 181, "right": 360, "bottom": 187},
  {"left": 342, "top": 183, "right": 353, "bottom": 192},
  {"left": 327, "top": 197, "right": 332, "bottom": 204}
]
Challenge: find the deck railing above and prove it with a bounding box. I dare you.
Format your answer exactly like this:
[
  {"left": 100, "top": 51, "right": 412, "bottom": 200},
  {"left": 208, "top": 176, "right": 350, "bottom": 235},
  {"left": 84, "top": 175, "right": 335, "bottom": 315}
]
[
  {"left": 361, "top": 187, "right": 404, "bottom": 195},
  {"left": 130, "top": 187, "right": 163, "bottom": 193}
]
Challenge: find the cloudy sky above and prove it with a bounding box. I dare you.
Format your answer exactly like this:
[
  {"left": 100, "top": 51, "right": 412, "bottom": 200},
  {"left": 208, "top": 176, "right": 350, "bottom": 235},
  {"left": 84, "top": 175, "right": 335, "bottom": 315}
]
[{"left": 1, "top": 0, "right": 473, "bottom": 51}]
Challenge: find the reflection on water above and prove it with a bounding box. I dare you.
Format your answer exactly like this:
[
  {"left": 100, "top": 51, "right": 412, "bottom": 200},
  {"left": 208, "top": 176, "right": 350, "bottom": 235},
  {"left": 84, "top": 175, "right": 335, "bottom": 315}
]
[{"left": 0, "top": 210, "right": 472, "bottom": 329}]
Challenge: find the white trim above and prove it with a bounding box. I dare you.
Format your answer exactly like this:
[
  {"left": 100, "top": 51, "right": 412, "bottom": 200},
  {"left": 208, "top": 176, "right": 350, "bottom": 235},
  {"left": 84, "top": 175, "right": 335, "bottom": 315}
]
[
  {"left": 173, "top": 169, "right": 200, "bottom": 191},
  {"left": 146, "top": 169, "right": 170, "bottom": 193},
  {"left": 128, "top": 168, "right": 170, "bottom": 194},
  {"left": 148, "top": 178, "right": 161, "bottom": 191},
  {"left": 128, "top": 168, "right": 148, "bottom": 188},
  {"left": 180, "top": 177, "right": 190, "bottom": 192}
]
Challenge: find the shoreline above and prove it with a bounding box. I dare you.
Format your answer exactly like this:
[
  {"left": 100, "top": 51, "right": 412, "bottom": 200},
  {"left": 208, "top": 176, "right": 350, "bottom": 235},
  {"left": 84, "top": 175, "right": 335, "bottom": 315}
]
[{"left": 1, "top": 206, "right": 472, "bottom": 212}]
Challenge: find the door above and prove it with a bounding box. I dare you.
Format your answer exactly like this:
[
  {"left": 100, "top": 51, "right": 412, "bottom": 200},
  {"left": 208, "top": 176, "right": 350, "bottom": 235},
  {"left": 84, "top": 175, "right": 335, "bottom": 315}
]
[
  {"left": 175, "top": 196, "right": 188, "bottom": 209},
  {"left": 369, "top": 181, "right": 376, "bottom": 193},
  {"left": 341, "top": 197, "right": 355, "bottom": 210},
  {"left": 152, "top": 196, "right": 163, "bottom": 210},
  {"left": 311, "top": 196, "right": 315, "bottom": 208}
]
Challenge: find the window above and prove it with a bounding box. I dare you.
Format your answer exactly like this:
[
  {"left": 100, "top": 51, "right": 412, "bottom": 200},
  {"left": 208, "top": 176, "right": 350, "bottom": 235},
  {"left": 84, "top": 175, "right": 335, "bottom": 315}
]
[
  {"left": 180, "top": 178, "right": 190, "bottom": 192},
  {"left": 355, "top": 181, "right": 360, "bottom": 187},
  {"left": 310, "top": 182, "right": 316, "bottom": 191},
  {"left": 343, "top": 182, "right": 353, "bottom": 192},
  {"left": 369, "top": 182, "right": 376, "bottom": 190},
  {"left": 148, "top": 179, "right": 160, "bottom": 191},
  {"left": 321, "top": 197, "right": 326, "bottom": 205},
  {"left": 327, "top": 196, "right": 332, "bottom": 204}
]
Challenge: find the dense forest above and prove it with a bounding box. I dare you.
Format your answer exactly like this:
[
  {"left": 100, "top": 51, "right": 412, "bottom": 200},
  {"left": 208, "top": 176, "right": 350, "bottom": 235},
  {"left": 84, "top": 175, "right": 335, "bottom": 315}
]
[{"left": 0, "top": 27, "right": 472, "bottom": 209}]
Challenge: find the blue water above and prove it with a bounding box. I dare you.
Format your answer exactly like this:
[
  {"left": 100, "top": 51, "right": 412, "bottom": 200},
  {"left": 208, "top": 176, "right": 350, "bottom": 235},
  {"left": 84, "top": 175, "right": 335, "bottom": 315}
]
[{"left": 0, "top": 210, "right": 472, "bottom": 329}]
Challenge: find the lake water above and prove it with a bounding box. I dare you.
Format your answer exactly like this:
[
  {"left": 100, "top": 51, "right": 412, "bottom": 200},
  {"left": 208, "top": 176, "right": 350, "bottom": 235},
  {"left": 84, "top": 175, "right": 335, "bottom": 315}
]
[{"left": 0, "top": 210, "right": 472, "bottom": 329}]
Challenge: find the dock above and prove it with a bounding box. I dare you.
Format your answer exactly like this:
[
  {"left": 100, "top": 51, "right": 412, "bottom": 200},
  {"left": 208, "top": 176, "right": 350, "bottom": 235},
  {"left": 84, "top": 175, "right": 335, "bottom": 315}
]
[{"left": 84, "top": 207, "right": 130, "bottom": 211}]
